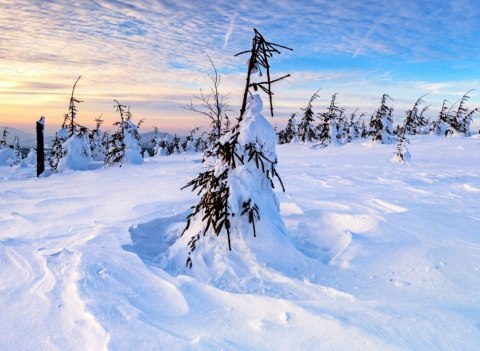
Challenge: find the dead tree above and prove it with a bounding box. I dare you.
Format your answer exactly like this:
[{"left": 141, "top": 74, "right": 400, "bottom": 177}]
[
  {"left": 65, "top": 76, "right": 83, "bottom": 137},
  {"left": 235, "top": 28, "right": 292, "bottom": 119},
  {"left": 183, "top": 55, "right": 231, "bottom": 145}
]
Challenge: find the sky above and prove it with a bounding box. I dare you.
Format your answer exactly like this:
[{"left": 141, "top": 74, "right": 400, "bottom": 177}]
[{"left": 1, "top": 0, "right": 479, "bottom": 136}]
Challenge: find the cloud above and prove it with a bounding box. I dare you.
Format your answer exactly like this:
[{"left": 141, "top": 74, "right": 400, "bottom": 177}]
[
  {"left": 0, "top": 0, "right": 479, "bottom": 133},
  {"left": 223, "top": 12, "right": 237, "bottom": 49}
]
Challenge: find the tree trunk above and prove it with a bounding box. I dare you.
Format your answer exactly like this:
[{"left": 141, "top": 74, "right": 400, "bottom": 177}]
[{"left": 36, "top": 119, "right": 45, "bottom": 177}]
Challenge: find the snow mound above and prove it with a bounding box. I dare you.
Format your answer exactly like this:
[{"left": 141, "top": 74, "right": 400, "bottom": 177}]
[
  {"left": 0, "top": 147, "right": 16, "bottom": 166},
  {"left": 165, "top": 95, "right": 323, "bottom": 292},
  {"left": 57, "top": 135, "right": 93, "bottom": 171}
]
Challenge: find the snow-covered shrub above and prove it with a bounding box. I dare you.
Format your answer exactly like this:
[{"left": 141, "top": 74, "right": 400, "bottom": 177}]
[
  {"left": 297, "top": 91, "right": 319, "bottom": 143},
  {"left": 90, "top": 116, "right": 107, "bottom": 162},
  {"left": 193, "top": 134, "right": 207, "bottom": 153},
  {"left": 156, "top": 134, "right": 169, "bottom": 157},
  {"left": 169, "top": 135, "right": 181, "bottom": 155},
  {"left": 391, "top": 140, "right": 411, "bottom": 164},
  {"left": 0, "top": 128, "right": 21, "bottom": 167},
  {"left": 49, "top": 76, "right": 93, "bottom": 172},
  {"left": 181, "top": 128, "right": 199, "bottom": 153},
  {"left": 403, "top": 95, "right": 430, "bottom": 136},
  {"left": 278, "top": 113, "right": 298, "bottom": 144},
  {"left": 431, "top": 100, "right": 451, "bottom": 136},
  {"left": 105, "top": 100, "right": 143, "bottom": 166},
  {"left": 317, "top": 93, "right": 344, "bottom": 147},
  {"left": 369, "top": 94, "right": 394, "bottom": 144},
  {"left": 57, "top": 133, "right": 93, "bottom": 171},
  {"left": 449, "top": 90, "right": 478, "bottom": 137},
  {"left": 345, "top": 109, "right": 364, "bottom": 142},
  {"left": 431, "top": 92, "right": 478, "bottom": 137},
  {"left": 49, "top": 127, "right": 68, "bottom": 171},
  {"left": 0, "top": 146, "right": 16, "bottom": 166}
]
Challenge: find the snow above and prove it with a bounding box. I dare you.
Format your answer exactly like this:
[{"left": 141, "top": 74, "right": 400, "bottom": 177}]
[
  {"left": 57, "top": 135, "right": 93, "bottom": 172},
  {"left": 123, "top": 120, "right": 143, "bottom": 165},
  {"left": 0, "top": 146, "right": 16, "bottom": 166},
  {"left": 1, "top": 134, "right": 479, "bottom": 350}
]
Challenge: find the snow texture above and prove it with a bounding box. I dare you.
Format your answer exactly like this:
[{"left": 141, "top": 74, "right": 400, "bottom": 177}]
[{"left": 1, "top": 134, "right": 479, "bottom": 350}]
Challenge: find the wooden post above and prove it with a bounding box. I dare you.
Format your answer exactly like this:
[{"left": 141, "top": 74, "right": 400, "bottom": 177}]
[{"left": 36, "top": 116, "right": 45, "bottom": 177}]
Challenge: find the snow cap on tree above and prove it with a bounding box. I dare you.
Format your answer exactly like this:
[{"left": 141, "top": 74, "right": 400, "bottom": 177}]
[
  {"left": 57, "top": 134, "right": 93, "bottom": 171},
  {"left": 168, "top": 94, "right": 306, "bottom": 286}
]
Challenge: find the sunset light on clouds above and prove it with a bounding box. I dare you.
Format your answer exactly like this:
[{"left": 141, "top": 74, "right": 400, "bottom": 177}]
[{"left": 1, "top": 0, "right": 479, "bottom": 135}]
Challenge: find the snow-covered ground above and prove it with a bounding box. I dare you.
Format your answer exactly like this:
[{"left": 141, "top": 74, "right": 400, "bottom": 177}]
[{"left": 1, "top": 135, "right": 479, "bottom": 350}]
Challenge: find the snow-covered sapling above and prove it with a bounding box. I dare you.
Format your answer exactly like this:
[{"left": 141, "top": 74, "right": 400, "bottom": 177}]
[
  {"left": 345, "top": 109, "right": 365, "bottom": 142},
  {"left": 0, "top": 128, "right": 22, "bottom": 167},
  {"left": 369, "top": 94, "right": 394, "bottom": 144},
  {"left": 179, "top": 29, "right": 291, "bottom": 269},
  {"left": 450, "top": 90, "right": 479, "bottom": 137},
  {"left": 297, "top": 90, "right": 319, "bottom": 143},
  {"left": 0, "top": 128, "right": 8, "bottom": 147},
  {"left": 278, "top": 113, "right": 299, "bottom": 144},
  {"left": 182, "top": 127, "right": 200, "bottom": 153},
  {"left": 403, "top": 95, "right": 430, "bottom": 136},
  {"left": 90, "top": 115, "right": 107, "bottom": 161},
  {"left": 50, "top": 76, "right": 93, "bottom": 171},
  {"left": 431, "top": 99, "right": 451, "bottom": 136},
  {"left": 317, "top": 93, "right": 344, "bottom": 147},
  {"left": 105, "top": 100, "right": 143, "bottom": 166}
]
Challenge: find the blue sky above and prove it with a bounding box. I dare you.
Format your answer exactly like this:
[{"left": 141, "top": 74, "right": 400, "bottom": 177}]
[{"left": 0, "top": 0, "right": 479, "bottom": 134}]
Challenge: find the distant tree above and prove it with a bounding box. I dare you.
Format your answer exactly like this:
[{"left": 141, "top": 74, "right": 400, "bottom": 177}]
[
  {"left": 184, "top": 55, "right": 231, "bottom": 147},
  {"left": 49, "top": 76, "right": 93, "bottom": 171},
  {"left": 90, "top": 115, "right": 106, "bottom": 161},
  {"left": 403, "top": 95, "right": 430, "bottom": 135},
  {"left": 391, "top": 98, "right": 428, "bottom": 164},
  {"left": 104, "top": 100, "right": 143, "bottom": 166},
  {"left": 0, "top": 128, "right": 8, "bottom": 147},
  {"left": 170, "top": 134, "right": 181, "bottom": 154},
  {"left": 12, "top": 136, "right": 22, "bottom": 165},
  {"left": 49, "top": 127, "right": 68, "bottom": 170},
  {"left": 297, "top": 90, "right": 320, "bottom": 143},
  {"left": 278, "top": 113, "right": 298, "bottom": 144},
  {"left": 369, "top": 94, "right": 394, "bottom": 144},
  {"left": 360, "top": 120, "right": 369, "bottom": 138},
  {"left": 157, "top": 134, "right": 169, "bottom": 156},
  {"left": 0, "top": 135, "right": 22, "bottom": 167},
  {"left": 151, "top": 127, "right": 161, "bottom": 156},
  {"left": 64, "top": 76, "right": 83, "bottom": 138},
  {"left": 345, "top": 109, "right": 364, "bottom": 142},
  {"left": 431, "top": 99, "right": 451, "bottom": 136},
  {"left": 415, "top": 105, "right": 430, "bottom": 135},
  {"left": 450, "top": 90, "right": 479, "bottom": 136},
  {"left": 0, "top": 129, "right": 16, "bottom": 167},
  {"left": 193, "top": 132, "right": 207, "bottom": 153},
  {"left": 317, "top": 93, "right": 343, "bottom": 147},
  {"left": 182, "top": 127, "right": 200, "bottom": 153}
]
